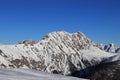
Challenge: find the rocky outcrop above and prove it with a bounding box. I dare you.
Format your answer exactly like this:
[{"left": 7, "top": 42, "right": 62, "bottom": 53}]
[
  {"left": 19, "top": 40, "right": 36, "bottom": 45},
  {"left": 115, "top": 48, "right": 120, "bottom": 53}
]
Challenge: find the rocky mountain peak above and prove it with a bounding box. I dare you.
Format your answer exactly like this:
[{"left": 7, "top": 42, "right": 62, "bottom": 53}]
[{"left": 40, "top": 31, "right": 93, "bottom": 50}]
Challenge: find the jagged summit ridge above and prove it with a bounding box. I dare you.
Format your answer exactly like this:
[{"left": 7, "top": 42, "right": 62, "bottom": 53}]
[{"left": 40, "top": 31, "right": 93, "bottom": 50}]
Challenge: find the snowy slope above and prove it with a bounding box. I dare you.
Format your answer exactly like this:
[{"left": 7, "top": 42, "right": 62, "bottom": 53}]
[
  {"left": 0, "top": 68, "right": 87, "bottom": 80},
  {"left": 0, "top": 31, "right": 115, "bottom": 75}
]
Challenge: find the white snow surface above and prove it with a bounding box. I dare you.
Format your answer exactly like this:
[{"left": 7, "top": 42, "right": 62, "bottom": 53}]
[{"left": 0, "top": 68, "right": 87, "bottom": 80}]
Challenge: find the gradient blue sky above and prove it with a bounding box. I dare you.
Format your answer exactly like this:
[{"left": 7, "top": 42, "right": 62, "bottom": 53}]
[{"left": 0, "top": 0, "right": 120, "bottom": 45}]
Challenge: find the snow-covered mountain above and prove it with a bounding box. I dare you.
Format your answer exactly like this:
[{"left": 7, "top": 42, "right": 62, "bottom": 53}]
[
  {"left": 0, "top": 31, "right": 115, "bottom": 76},
  {"left": 95, "top": 43, "right": 120, "bottom": 53}
]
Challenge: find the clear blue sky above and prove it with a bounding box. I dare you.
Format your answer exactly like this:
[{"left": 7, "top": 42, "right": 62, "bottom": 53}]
[{"left": 0, "top": 0, "right": 120, "bottom": 45}]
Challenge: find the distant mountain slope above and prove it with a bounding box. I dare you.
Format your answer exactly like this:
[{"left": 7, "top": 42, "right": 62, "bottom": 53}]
[
  {"left": 0, "top": 31, "right": 114, "bottom": 75},
  {"left": 95, "top": 43, "right": 120, "bottom": 53}
]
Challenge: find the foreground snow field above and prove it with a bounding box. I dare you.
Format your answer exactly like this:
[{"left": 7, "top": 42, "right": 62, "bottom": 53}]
[{"left": 0, "top": 68, "right": 88, "bottom": 80}]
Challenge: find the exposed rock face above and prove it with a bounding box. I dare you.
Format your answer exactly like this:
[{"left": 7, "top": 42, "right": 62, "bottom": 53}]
[
  {"left": 115, "top": 48, "right": 120, "bottom": 53},
  {"left": 19, "top": 40, "right": 36, "bottom": 45},
  {"left": 0, "top": 31, "right": 113, "bottom": 75}
]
